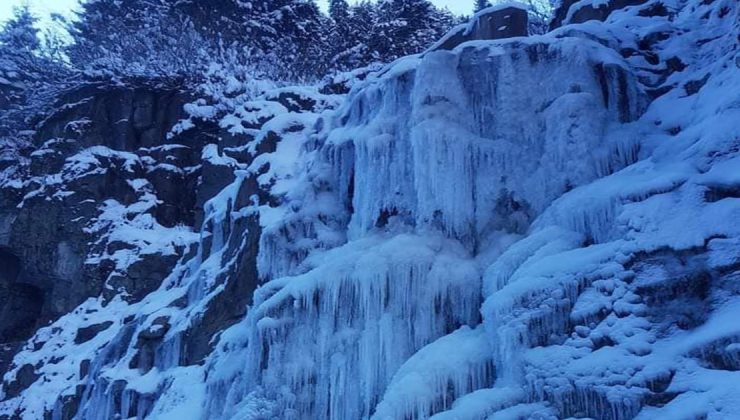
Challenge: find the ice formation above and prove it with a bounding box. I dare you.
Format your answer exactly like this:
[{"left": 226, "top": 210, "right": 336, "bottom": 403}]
[{"left": 1, "top": 0, "right": 739, "bottom": 418}]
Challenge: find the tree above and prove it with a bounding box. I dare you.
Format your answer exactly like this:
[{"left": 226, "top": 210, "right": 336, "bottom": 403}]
[
  {"left": 325, "top": 0, "right": 457, "bottom": 73},
  {"left": 0, "top": 4, "right": 42, "bottom": 94},
  {"left": 67, "top": 0, "right": 211, "bottom": 76},
  {"left": 0, "top": 4, "right": 40, "bottom": 64},
  {"left": 372, "top": 0, "right": 454, "bottom": 61},
  {"left": 327, "top": 0, "right": 362, "bottom": 71},
  {"left": 68, "top": 0, "right": 331, "bottom": 81},
  {"left": 329, "top": 0, "right": 351, "bottom": 22},
  {"left": 68, "top": 0, "right": 458, "bottom": 81},
  {"left": 267, "top": 0, "right": 331, "bottom": 81},
  {"left": 475, "top": 0, "right": 492, "bottom": 12},
  {"left": 0, "top": 5, "right": 69, "bottom": 145}
]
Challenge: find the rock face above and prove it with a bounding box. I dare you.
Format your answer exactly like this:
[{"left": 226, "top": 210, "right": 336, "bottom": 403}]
[
  {"left": 0, "top": 74, "right": 339, "bottom": 418},
  {"left": 434, "top": 5, "right": 529, "bottom": 51},
  {"left": 1, "top": 0, "right": 739, "bottom": 418},
  {"left": 0, "top": 81, "right": 213, "bottom": 408},
  {"left": 202, "top": 31, "right": 649, "bottom": 419},
  {"left": 0, "top": 82, "right": 197, "bottom": 340},
  {"left": 550, "top": 0, "right": 649, "bottom": 29}
]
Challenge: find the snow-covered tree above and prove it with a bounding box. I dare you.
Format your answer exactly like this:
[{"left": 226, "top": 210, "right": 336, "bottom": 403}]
[
  {"left": 327, "top": 0, "right": 366, "bottom": 71},
  {"left": 325, "top": 0, "right": 456, "bottom": 73},
  {"left": 68, "top": 0, "right": 458, "bottom": 81},
  {"left": 68, "top": 0, "right": 207, "bottom": 77},
  {"left": 0, "top": 4, "right": 43, "bottom": 85},
  {"left": 372, "top": 0, "right": 455, "bottom": 61},
  {"left": 267, "top": 0, "right": 331, "bottom": 81},
  {"left": 0, "top": 4, "right": 40, "bottom": 54},
  {"left": 475, "top": 0, "right": 492, "bottom": 12},
  {"left": 0, "top": 5, "right": 69, "bottom": 149},
  {"left": 69, "top": 0, "right": 329, "bottom": 81},
  {"left": 329, "top": 0, "right": 351, "bottom": 22},
  {"left": 0, "top": 5, "right": 41, "bottom": 110}
]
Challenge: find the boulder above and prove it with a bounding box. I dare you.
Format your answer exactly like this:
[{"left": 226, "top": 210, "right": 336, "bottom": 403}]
[
  {"left": 433, "top": 5, "right": 529, "bottom": 51},
  {"left": 3, "top": 363, "right": 38, "bottom": 399},
  {"left": 550, "top": 0, "right": 649, "bottom": 29},
  {"left": 74, "top": 321, "right": 114, "bottom": 345}
]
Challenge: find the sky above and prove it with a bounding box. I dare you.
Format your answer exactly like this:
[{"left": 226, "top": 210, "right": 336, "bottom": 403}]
[
  {"left": 0, "top": 0, "right": 79, "bottom": 27},
  {"left": 0, "top": 0, "right": 476, "bottom": 27}
]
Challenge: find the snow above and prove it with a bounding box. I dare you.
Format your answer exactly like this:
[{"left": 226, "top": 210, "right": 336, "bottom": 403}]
[
  {"left": 429, "top": 387, "right": 525, "bottom": 420},
  {"left": 202, "top": 1, "right": 738, "bottom": 416},
  {"left": 196, "top": 2, "right": 739, "bottom": 415},
  {"left": 373, "top": 326, "right": 494, "bottom": 420},
  {"left": 335, "top": 34, "right": 647, "bottom": 254},
  {"left": 3, "top": 0, "right": 739, "bottom": 417},
  {"left": 207, "top": 232, "right": 482, "bottom": 419}
]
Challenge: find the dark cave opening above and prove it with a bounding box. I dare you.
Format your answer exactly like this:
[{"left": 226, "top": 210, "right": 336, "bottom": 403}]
[
  {"left": 0, "top": 247, "right": 21, "bottom": 285},
  {"left": 0, "top": 248, "right": 44, "bottom": 343}
]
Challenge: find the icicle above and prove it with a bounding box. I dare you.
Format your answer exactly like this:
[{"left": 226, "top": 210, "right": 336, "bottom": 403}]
[
  {"left": 154, "top": 333, "right": 183, "bottom": 371},
  {"left": 207, "top": 234, "right": 481, "bottom": 420},
  {"left": 371, "top": 326, "right": 495, "bottom": 419}
]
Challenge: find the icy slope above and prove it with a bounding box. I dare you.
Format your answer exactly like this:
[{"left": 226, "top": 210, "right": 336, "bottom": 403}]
[
  {"left": 202, "top": 0, "right": 739, "bottom": 418},
  {"left": 201, "top": 29, "right": 653, "bottom": 419},
  {"left": 0, "top": 83, "right": 342, "bottom": 419}
]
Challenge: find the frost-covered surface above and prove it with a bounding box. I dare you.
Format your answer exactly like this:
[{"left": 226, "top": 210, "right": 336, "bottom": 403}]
[
  {"left": 199, "top": 0, "right": 738, "bottom": 417},
  {"left": 0, "top": 82, "right": 341, "bottom": 419},
  {"left": 1, "top": 0, "right": 739, "bottom": 418}
]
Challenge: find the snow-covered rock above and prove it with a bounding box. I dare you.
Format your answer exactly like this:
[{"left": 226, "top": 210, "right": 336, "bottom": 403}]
[{"left": 1, "top": 0, "right": 738, "bottom": 418}]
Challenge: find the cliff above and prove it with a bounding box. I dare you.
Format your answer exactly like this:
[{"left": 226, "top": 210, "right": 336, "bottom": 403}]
[{"left": 1, "top": 0, "right": 739, "bottom": 419}]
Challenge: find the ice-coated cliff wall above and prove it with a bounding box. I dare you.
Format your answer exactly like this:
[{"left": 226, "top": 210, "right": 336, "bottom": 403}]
[{"left": 1, "top": 0, "right": 738, "bottom": 419}]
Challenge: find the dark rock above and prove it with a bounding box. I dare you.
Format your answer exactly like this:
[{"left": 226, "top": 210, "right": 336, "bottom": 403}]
[
  {"left": 222, "top": 146, "right": 252, "bottom": 164},
  {"left": 0, "top": 342, "right": 22, "bottom": 378},
  {"left": 265, "top": 90, "right": 317, "bottom": 113},
  {"left": 106, "top": 252, "right": 181, "bottom": 303},
  {"left": 704, "top": 184, "right": 740, "bottom": 202},
  {"left": 147, "top": 164, "right": 198, "bottom": 228},
  {"left": 0, "top": 78, "right": 235, "bottom": 412},
  {"left": 689, "top": 336, "right": 740, "bottom": 371},
  {"left": 643, "top": 391, "right": 680, "bottom": 408},
  {"left": 193, "top": 157, "right": 236, "bottom": 228},
  {"left": 0, "top": 247, "right": 21, "bottom": 285},
  {"left": 319, "top": 64, "right": 383, "bottom": 95},
  {"left": 3, "top": 363, "right": 38, "bottom": 399},
  {"left": 256, "top": 131, "right": 280, "bottom": 155},
  {"left": 631, "top": 249, "right": 713, "bottom": 329},
  {"left": 647, "top": 85, "right": 674, "bottom": 99},
  {"left": 551, "top": 0, "right": 649, "bottom": 29},
  {"left": 140, "top": 144, "right": 198, "bottom": 166},
  {"left": 435, "top": 6, "right": 529, "bottom": 51},
  {"left": 0, "top": 248, "right": 44, "bottom": 343},
  {"left": 79, "top": 359, "right": 90, "bottom": 379},
  {"left": 49, "top": 390, "right": 84, "bottom": 420},
  {"left": 638, "top": 2, "right": 669, "bottom": 17},
  {"left": 639, "top": 31, "right": 672, "bottom": 51},
  {"left": 138, "top": 316, "right": 170, "bottom": 341},
  {"left": 106, "top": 241, "right": 137, "bottom": 254},
  {"left": 684, "top": 73, "right": 711, "bottom": 96},
  {"left": 131, "top": 316, "right": 171, "bottom": 373},
  {"left": 65, "top": 161, "right": 140, "bottom": 205},
  {"left": 29, "top": 139, "right": 78, "bottom": 177},
  {"left": 36, "top": 82, "right": 190, "bottom": 152},
  {"left": 74, "top": 321, "right": 114, "bottom": 345},
  {"left": 181, "top": 177, "right": 263, "bottom": 365},
  {"left": 1, "top": 82, "right": 208, "bottom": 342},
  {"left": 665, "top": 56, "right": 687, "bottom": 72},
  {"left": 8, "top": 193, "right": 93, "bottom": 320}
]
